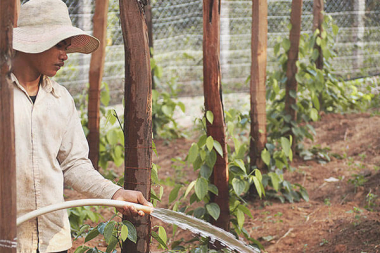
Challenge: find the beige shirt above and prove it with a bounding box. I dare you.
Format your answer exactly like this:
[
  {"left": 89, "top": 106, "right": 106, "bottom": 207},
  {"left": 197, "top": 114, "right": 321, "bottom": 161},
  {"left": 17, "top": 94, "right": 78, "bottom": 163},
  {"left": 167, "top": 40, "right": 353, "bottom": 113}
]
[{"left": 13, "top": 74, "right": 121, "bottom": 253}]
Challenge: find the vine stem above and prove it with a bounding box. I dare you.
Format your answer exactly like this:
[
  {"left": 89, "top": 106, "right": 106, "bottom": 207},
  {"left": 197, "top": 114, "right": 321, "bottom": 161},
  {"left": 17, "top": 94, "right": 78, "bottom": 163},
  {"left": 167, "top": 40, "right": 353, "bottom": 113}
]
[{"left": 17, "top": 199, "right": 154, "bottom": 226}]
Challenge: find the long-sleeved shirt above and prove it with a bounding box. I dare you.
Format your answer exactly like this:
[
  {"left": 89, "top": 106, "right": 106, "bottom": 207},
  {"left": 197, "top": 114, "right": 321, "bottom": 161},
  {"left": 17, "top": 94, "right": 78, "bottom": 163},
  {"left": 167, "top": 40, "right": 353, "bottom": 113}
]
[{"left": 12, "top": 73, "right": 121, "bottom": 252}]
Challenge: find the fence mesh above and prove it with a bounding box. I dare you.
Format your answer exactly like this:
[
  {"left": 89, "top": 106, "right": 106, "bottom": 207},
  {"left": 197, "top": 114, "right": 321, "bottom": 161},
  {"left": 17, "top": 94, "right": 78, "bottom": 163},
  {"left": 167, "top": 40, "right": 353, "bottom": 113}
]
[{"left": 20, "top": 0, "right": 380, "bottom": 100}]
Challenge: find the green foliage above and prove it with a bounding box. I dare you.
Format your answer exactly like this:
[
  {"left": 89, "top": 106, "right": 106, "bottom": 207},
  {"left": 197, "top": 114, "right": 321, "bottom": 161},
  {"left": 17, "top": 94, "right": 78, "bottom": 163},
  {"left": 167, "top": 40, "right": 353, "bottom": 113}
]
[
  {"left": 348, "top": 174, "right": 368, "bottom": 193},
  {"left": 152, "top": 53, "right": 186, "bottom": 139},
  {"left": 267, "top": 15, "right": 373, "bottom": 153},
  {"left": 74, "top": 82, "right": 124, "bottom": 176},
  {"left": 160, "top": 111, "right": 264, "bottom": 251},
  {"left": 68, "top": 206, "right": 103, "bottom": 237},
  {"left": 300, "top": 145, "right": 331, "bottom": 164},
  {"left": 346, "top": 206, "right": 365, "bottom": 226},
  {"left": 365, "top": 192, "right": 378, "bottom": 211},
  {"left": 73, "top": 214, "right": 137, "bottom": 253}
]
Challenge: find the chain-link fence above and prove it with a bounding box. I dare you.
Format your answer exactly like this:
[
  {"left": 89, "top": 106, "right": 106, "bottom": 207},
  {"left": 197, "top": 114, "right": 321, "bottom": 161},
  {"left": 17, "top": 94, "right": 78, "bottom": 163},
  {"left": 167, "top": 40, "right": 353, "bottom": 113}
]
[{"left": 20, "top": 0, "right": 380, "bottom": 100}]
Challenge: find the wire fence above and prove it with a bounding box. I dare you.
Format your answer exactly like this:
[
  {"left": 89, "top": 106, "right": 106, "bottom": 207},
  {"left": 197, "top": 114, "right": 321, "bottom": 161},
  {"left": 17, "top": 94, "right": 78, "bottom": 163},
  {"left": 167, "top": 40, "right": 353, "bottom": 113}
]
[{"left": 21, "top": 0, "right": 380, "bottom": 100}]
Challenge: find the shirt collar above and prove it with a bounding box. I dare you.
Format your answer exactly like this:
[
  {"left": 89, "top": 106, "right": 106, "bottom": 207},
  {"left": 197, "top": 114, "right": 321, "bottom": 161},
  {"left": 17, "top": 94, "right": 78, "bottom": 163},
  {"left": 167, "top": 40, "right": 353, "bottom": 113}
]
[{"left": 11, "top": 73, "right": 61, "bottom": 98}]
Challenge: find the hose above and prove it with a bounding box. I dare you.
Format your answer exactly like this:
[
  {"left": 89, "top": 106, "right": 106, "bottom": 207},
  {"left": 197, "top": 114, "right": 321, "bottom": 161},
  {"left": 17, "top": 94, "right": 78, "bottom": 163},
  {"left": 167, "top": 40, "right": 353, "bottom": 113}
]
[{"left": 16, "top": 199, "right": 154, "bottom": 226}]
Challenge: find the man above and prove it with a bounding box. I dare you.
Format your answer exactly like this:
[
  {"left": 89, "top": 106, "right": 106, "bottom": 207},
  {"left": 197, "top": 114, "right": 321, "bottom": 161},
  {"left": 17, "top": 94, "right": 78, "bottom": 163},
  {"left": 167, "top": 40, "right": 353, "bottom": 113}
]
[{"left": 12, "top": 0, "right": 152, "bottom": 252}]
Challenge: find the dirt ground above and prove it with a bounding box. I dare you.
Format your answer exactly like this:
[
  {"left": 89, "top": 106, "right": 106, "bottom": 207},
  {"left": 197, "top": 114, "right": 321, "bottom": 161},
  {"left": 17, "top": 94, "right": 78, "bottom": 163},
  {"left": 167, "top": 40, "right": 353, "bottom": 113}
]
[{"left": 67, "top": 110, "right": 380, "bottom": 253}]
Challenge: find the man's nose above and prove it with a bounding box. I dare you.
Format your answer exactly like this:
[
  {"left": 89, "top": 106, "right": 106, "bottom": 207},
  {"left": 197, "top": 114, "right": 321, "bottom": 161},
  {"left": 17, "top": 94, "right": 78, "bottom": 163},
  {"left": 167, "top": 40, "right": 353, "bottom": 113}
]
[{"left": 60, "top": 51, "right": 68, "bottom": 61}]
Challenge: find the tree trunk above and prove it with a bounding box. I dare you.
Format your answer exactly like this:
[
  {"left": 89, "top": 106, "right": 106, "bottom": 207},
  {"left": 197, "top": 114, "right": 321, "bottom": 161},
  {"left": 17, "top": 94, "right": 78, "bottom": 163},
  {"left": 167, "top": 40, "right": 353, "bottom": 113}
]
[
  {"left": 119, "top": 0, "right": 152, "bottom": 252},
  {"left": 313, "top": 0, "right": 323, "bottom": 69},
  {"left": 203, "top": 0, "right": 230, "bottom": 232},
  {"left": 88, "top": 0, "right": 109, "bottom": 170},
  {"left": 0, "top": 0, "right": 17, "bottom": 252},
  {"left": 250, "top": 0, "right": 268, "bottom": 174},
  {"left": 285, "top": 0, "right": 303, "bottom": 153}
]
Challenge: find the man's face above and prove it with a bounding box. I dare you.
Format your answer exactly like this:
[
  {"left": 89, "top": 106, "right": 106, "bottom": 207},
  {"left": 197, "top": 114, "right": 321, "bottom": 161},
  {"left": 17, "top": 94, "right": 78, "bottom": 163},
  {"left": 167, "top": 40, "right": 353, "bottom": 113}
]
[{"left": 26, "top": 38, "right": 72, "bottom": 77}]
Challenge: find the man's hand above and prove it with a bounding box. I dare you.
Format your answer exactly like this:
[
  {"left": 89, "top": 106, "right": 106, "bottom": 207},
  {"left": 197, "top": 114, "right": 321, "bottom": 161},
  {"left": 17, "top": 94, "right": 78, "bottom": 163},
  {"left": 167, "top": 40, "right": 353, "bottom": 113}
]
[{"left": 111, "top": 189, "right": 153, "bottom": 217}]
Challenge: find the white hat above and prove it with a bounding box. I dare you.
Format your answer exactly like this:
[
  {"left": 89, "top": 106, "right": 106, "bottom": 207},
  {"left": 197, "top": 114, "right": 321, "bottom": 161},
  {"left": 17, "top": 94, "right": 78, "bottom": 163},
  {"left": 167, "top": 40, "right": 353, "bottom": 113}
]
[{"left": 13, "top": 0, "right": 99, "bottom": 54}]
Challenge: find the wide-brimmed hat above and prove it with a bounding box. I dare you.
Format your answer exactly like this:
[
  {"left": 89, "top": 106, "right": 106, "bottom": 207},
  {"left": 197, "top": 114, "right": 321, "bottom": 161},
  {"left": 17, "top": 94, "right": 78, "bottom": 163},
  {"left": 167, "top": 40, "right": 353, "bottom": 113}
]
[{"left": 13, "top": 0, "right": 99, "bottom": 54}]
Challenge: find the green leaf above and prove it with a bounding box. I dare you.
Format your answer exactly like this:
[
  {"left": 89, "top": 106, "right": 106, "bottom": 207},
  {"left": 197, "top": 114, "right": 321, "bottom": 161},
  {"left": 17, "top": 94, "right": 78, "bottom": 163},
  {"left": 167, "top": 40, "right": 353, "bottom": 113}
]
[
  {"left": 169, "top": 185, "right": 182, "bottom": 204},
  {"left": 261, "top": 149, "right": 271, "bottom": 166},
  {"left": 316, "top": 37, "right": 322, "bottom": 46},
  {"left": 197, "top": 135, "right": 207, "bottom": 148},
  {"left": 206, "top": 203, "right": 220, "bottom": 220},
  {"left": 177, "top": 102, "right": 186, "bottom": 112},
  {"left": 281, "top": 137, "right": 291, "bottom": 157},
  {"left": 106, "top": 235, "right": 118, "bottom": 253},
  {"left": 200, "top": 164, "right": 212, "bottom": 179},
  {"left": 282, "top": 38, "right": 291, "bottom": 51},
  {"left": 123, "top": 220, "right": 137, "bottom": 243},
  {"left": 206, "top": 150, "right": 217, "bottom": 168},
  {"left": 184, "top": 180, "right": 196, "bottom": 198},
  {"left": 97, "top": 222, "right": 107, "bottom": 235},
  {"left": 310, "top": 108, "right": 319, "bottom": 122},
  {"left": 268, "top": 172, "right": 281, "bottom": 192},
  {"left": 252, "top": 176, "right": 263, "bottom": 198},
  {"left": 106, "top": 129, "right": 119, "bottom": 145},
  {"left": 234, "top": 159, "right": 246, "bottom": 174},
  {"left": 85, "top": 228, "right": 100, "bottom": 243},
  {"left": 255, "top": 169, "right": 262, "bottom": 182},
  {"left": 106, "top": 110, "right": 117, "bottom": 126},
  {"left": 103, "top": 221, "right": 116, "bottom": 243},
  {"left": 195, "top": 177, "right": 208, "bottom": 200},
  {"left": 74, "top": 246, "right": 89, "bottom": 253},
  {"left": 100, "top": 89, "right": 110, "bottom": 106},
  {"left": 161, "top": 105, "right": 172, "bottom": 116},
  {"left": 312, "top": 94, "right": 320, "bottom": 110},
  {"left": 208, "top": 184, "right": 219, "bottom": 195},
  {"left": 232, "top": 178, "right": 246, "bottom": 196},
  {"left": 206, "top": 111, "right": 214, "bottom": 124},
  {"left": 274, "top": 42, "right": 281, "bottom": 55},
  {"left": 152, "top": 229, "right": 168, "bottom": 249},
  {"left": 158, "top": 226, "right": 168, "bottom": 246},
  {"left": 236, "top": 208, "right": 245, "bottom": 229},
  {"left": 299, "top": 187, "right": 309, "bottom": 202},
  {"left": 238, "top": 205, "right": 253, "bottom": 218},
  {"left": 289, "top": 90, "right": 297, "bottom": 99},
  {"left": 312, "top": 49, "right": 319, "bottom": 61},
  {"left": 213, "top": 140, "right": 223, "bottom": 157},
  {"left": 332, "top": 24, "right": 339, "bottom": 35},
  {"left": 206, "top": 136, "right": 214, "bottom": 151},
  {"left": 199, "top": 149, "right": 206, "bottom": 161},
  {"left": 194, "top": 207, "right": 206, "bottom": 218},
  {"left": 188, "top": 143, "right": 199, "bottom": 163}
]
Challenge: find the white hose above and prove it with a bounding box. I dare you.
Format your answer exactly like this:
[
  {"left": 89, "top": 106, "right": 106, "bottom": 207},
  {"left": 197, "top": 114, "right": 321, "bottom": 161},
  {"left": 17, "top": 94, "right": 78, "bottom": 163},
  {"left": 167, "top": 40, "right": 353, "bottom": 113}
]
[{"left": 16, "top": 199, "right": 154, "bottom": 226}]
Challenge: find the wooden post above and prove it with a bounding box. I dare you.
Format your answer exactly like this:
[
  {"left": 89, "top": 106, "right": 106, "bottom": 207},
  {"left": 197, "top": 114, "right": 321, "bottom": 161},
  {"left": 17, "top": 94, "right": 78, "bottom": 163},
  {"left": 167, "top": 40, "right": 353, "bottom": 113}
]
[
  {"left": 285, "top": 0, "right": 303, "bottom": 153},
  {"left": 119, "top": 0, "right": 152, "bottom": 252},
  {"left": 250, "top": 0, "right": 268, "bottom": 174},
  {"left": 88, "top": 0, "right": 109, "bottom": 169},
  {"left": 313, "top": 0, "right": 323, "bottom": 69},
  {"left": 0, "top": 0, "right": 17, "bottom": 252},
  {"left": 203, "top": 0, "right": 230, "bottom": 232}
]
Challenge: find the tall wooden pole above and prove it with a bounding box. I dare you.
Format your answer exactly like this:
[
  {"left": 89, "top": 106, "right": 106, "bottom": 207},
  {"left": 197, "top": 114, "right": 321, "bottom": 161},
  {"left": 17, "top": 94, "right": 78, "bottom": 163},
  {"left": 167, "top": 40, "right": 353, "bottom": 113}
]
[
  {"left": 250, "top": 0, "right": 268, "bottom": 174},
  {"left": 313, "top": 0, "right": 323, "bottom": 69},
  {"left": 203, "top": 0, "right": 230, "bottom": 232},
  {"left": 0, "top": 0, "right": 17, "bottom": 252},
  {"left": 285, "top": 0, "right": 303, "bottom": 153},
  {"left": 119, "top": 0, "right": 152, "bottom": 252},
  {"left": 88, "top": 0, "right": 110, "bottom": 169}
]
